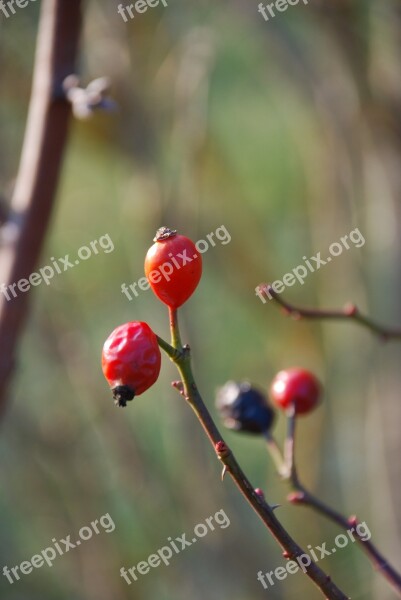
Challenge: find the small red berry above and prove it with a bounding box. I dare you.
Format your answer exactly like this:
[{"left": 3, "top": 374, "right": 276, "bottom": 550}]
[
  {"left": 270, "top": 368, "right": 321, "bottom": 415},
  {"left": 102, "top": 321, "right": 161, "bottom": 407},
  {"left": 144, "top": 227, "right": 202, "bottom": 309}
]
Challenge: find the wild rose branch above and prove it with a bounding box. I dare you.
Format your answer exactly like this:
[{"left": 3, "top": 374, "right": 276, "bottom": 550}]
[{"left": 101, "top": 227, "right": 350, "bottom": 600}]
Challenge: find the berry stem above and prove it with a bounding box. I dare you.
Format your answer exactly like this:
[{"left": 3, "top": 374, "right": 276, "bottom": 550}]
[
  {"left": 284, "top": 406, "right": 300, "bottom": 485},
  {"left": 156, "top": 335, "right": 182, "bottom": 362},
  {"left": 157, "top": 318, "right": 349, "bottom": 600},
  {"left": 268, "top": 412, "right": 401, "bottom": 596},
  {"left": 258, "top": 284, "right": 401, "bottom": 341},
  {"left": 264, "top": 431, "right": 288, "bottom": 477},
  {"left": 169, "top": 307, "right": 183, "bottom": 350}
]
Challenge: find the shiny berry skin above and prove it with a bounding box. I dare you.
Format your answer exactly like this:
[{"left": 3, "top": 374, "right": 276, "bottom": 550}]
[
  {"left": 270, "top": 368, "right": 321, "bottom": 415},
  {"left": 144, "top": 227, "right": 202, "bottom": 309},
  {"left": 102, "top": 321, "right": 161, "bottom": 407},
  {"left": 216, "top": 381, "right": 275, "bottom": 435}
]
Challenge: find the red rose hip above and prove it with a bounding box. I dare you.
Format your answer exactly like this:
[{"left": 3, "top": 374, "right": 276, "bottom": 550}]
[
  {"left": 102, "top": 321, "right": 161, "bottom": 406},
  {"left": 270, "top": 368, "right": 321, "bottom": 415},
  {"left": 144, "top": 227, "right": 202, "bottom": 309}
]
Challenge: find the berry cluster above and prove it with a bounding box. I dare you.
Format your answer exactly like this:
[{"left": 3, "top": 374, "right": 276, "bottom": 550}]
[
  {"left": 100, "top": 228, "right": 401, "bottom": 599},
  {"left": 101, "top": 227, "right": 322, "bottom": 425},
  {"left": 216, "top": 368, "right": 321, "bottom": 436},
  {"left": 102, "top": 228, "right": 202, "bottom": 403}
]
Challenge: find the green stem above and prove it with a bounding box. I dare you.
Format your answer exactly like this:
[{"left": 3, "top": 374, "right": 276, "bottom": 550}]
[
  {"left": 156, "top": 317, "right": 349, "bottom": 600},
  {"left": 264, "top": 431, "right": 287, "bottom": 477},
  {"left": 284, "top": 407, "right": 300, "bottom": 487},
  {"left": 156, "top": 335, "right": 181, "bottom": 361},
  {"left": 169, "top": 307, "right": 182, "bottom": 349}
]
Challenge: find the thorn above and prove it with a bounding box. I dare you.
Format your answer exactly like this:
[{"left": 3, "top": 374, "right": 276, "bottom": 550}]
[
  {"left": 221, "top": 465, "right": 227, "bottom": 481},
  {"left": 270, "top": 503, "right": 281, "bottom": 511},
  {"left": 172, "top": 380, "right": 185, "bottom": 394}
]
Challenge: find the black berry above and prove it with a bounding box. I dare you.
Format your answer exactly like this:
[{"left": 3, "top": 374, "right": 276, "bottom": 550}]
[{"left": 215, "top": 381, "right": 275, "bottom": 435}]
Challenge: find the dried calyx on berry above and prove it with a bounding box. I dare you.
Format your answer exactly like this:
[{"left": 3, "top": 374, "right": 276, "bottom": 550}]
[
  {"left": 112, "top": 385, "right": 135, "bottom": 408},
  {"left": 215, "top": 381, "right": 275, "bottom": 435}
]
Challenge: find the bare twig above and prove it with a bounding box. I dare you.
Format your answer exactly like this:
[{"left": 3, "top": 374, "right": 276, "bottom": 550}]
[
  {"left": 265, "top": 413, "right": 401, "bottom": 596},
  {"left": 63, "top": 74, "right": 116, "bottom": 119},
  {"left": 157, "top": 309, "right": 349, "bottom": 600},
  {"left": 0, "top": 0, "right": 82, "bottom": 417},
  {"left": 257, "top": 284, "right": 401, "bottom": 341}
]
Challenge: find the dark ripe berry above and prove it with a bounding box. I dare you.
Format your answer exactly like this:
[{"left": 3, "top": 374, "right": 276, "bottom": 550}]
[
  {"left": 144, "top": 227, "right": 202, "bottom": 309},
  {"left": 215, "top": 381, "right": 275, "bottom": 435},
  {"left": 102, "top": 321, "right": 161, "bottom": 407},
  {"left": 270, "top": 368, "right": 321, "bottom": 416}
]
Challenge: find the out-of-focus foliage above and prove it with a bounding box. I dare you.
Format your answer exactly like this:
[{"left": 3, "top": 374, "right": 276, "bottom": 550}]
[{"left": 1, "top": 1, "right": 401, "bottom": 599}]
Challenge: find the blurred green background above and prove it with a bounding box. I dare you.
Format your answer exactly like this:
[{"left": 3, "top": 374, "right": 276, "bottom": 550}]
[{"left": 1, "top": 0, "right": 401, "bottom": 598}]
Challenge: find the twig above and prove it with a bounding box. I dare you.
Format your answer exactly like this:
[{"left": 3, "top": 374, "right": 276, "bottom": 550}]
[
  {"left": 0, "top": 0, "right": 82, "bottom": 417},
  {"left": 257, "top": 284, "right": 401, "bottom": 341},
  {"left": 265, "top": 412, "right": 401, "bottom": 596},
  {"left": 157, "top": 309, "right": 349, "bottom": 600}
]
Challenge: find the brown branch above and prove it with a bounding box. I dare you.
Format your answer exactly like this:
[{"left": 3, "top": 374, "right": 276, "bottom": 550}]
[
  {"left": 0, "top": 0, "right": 82, "bottom": 417},
  {"left": 158, "top": 312, "right": 349, "bottom": 600},
  {"left": 257, "top": 284, "right": 401, "bottom": 341},
  {"left": 265, "top": 414, "right": 401, "bottom": 596}
]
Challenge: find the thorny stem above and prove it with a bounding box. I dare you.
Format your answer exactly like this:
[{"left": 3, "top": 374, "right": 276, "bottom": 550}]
[
  {"left": 258, "top": 284, "right": 401, "bottom": 341},
  {"left": 264, "top": 413, "right": 401, "bottom": 597},
  {"left": 157, "top": 310, "right": 349, "bottom": 600}
]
